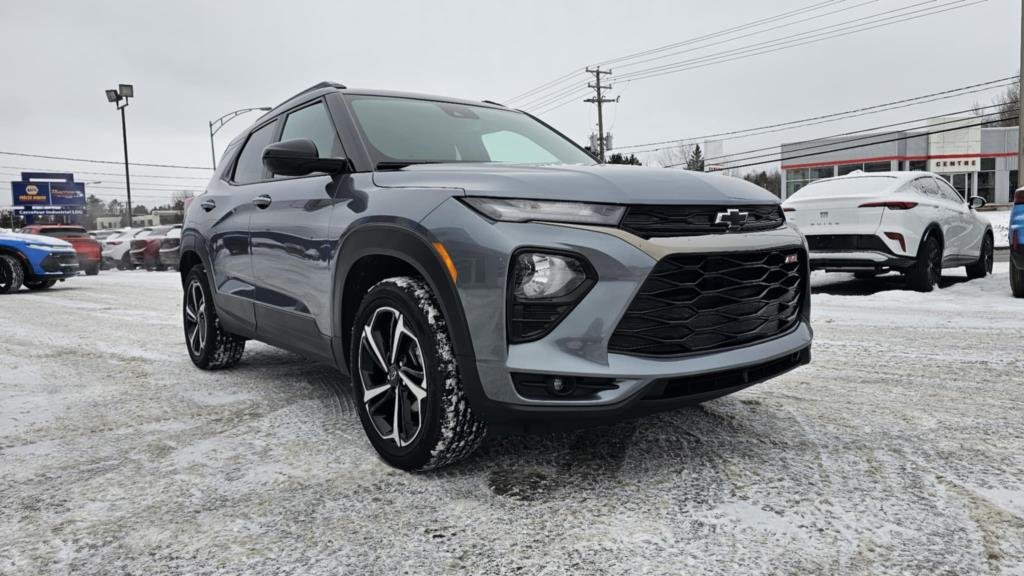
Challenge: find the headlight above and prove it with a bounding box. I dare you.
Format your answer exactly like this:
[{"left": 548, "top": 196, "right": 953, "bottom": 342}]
[
  {"left": 513, "top": 253, "right": 586, "bottom": 299},
  {"left": 463, "top": 197, "right": 625, "bottom": 225},
  {"left": 26, "top": 243, "right": 60, "bottom": 251}
]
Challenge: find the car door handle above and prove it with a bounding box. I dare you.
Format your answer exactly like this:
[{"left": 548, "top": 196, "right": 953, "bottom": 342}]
[
  {"left": 200, "top": 199, "right": 216, "bottom": 212},
  {"left": 252, "top": 194, "right": 272, "bottom": 209}
]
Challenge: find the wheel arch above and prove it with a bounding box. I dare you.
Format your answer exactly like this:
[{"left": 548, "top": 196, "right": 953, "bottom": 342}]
[
  {"left": 0, "top": 246, "right": 30, "bottom": 274},
  {"left": 919, "top": 222, "right": 945, "bottom": 254},
  {"left": 331, "top": 224, "right": 477, "bottom": 382}
]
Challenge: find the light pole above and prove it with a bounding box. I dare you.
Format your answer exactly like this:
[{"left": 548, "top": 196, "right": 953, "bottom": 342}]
[
  {"left": 209, "top": 107, "right": 272, "bottom": 169},
  {"left": 105, "top": 84, "right": 134, "bottom": 227}
]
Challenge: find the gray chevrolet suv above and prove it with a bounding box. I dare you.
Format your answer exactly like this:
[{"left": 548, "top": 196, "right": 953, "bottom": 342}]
[{"left": 180, "top": 81, "right": 812, "bottom": 470}]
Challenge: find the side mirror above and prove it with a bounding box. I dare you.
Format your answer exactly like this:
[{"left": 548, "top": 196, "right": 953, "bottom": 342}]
[
  {"left": 262, "top": 138, "right": 350, "bottom": 177},
  {"left": 969, "top": 196, "right": 987, "bottom": 210}
]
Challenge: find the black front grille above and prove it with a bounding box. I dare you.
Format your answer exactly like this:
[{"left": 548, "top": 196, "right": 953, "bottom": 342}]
[
  {"left": 40, "top": 253, "right": 79, "bottom": 273},
  {"left": 620, "top": 205, "right": 785, "bottom": 239},
  {"left": 644, "top": 349, "right": 810, "bottom": 400},
  {"left": 609, "top": 250, "right": 805, "bottom": 357},
  {"left": 805, "top": 235, "right": 893, "bottom": 254}
]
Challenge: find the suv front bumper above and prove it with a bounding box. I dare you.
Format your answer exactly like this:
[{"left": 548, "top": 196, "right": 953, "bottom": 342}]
[{"left": 422, "top": 200, "right": 813, "bottom": 430}]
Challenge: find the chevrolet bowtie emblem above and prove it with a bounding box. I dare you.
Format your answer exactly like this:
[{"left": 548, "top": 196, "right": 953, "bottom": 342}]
[{"left": 714, "top": 208, "right": 749, "bottom": 230}]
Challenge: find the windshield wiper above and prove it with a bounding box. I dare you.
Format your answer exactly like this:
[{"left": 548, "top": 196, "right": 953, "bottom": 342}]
[{"left": 375, "top": 161, "right": 448, "bottom": 171}]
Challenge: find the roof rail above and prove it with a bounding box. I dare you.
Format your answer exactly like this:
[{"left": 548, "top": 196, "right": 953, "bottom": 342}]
[
  {"left": 482, "top": 100, "right": 506, "bottom": 107},
  {"left": 279, "top": 81, "right": 347, "bottom": 106}
]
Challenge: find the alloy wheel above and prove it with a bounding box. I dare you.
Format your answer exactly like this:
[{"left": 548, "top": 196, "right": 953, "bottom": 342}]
[
  {"left": 184, "top": 279, "right": 208, "bottom": 356},
  {"left": 358, "top": 306, "right": 428, "bottom": 447}
]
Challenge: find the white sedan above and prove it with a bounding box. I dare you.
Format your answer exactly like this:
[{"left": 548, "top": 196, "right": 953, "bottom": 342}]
[{"left": 783, "top": 171, "right": 994, "bottom": 292}]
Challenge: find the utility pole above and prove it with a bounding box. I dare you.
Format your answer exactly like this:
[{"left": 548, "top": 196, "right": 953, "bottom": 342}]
[{"left": 585, "top": 67, "right": 617, "bottom": 163}]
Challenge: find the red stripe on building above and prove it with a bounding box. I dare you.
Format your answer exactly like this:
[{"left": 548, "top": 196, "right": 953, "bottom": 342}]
[{"left": 782, "top": 152, "right": 1017, "bottom": 170}]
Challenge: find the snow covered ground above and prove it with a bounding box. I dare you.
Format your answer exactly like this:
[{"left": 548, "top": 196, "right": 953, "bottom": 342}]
[
  {"left": 1, "top": 267, "right": 1022, "bottom": 575},
  {"left": 982, "top": 210, "right": 1012, "bottom": 248}
]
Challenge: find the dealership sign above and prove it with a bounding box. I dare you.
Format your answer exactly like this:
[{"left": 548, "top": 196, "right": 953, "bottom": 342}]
[{"left": 10, "top": 172, "right": 86, "bottom": 212}]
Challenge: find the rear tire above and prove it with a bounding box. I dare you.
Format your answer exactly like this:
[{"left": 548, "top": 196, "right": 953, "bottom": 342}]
[
  {"left": 966, "top": 234, "right": 993, "bottom": 280},
  {"left": 85, "top": 264, "right": 100, "bottom": 276},
  {"left": 24, "top": 279, "right": 56, "bottom": 290},
  {"left": 118, "top": 254, "right": 130, "bottom": 270},
  {"left": 906, "top": 235, "right": 942, "bottom": 292},
  {"left": 350, "top": 277, "right": 486, "bottom": 471},
  {"left": 1012, "top": 258, "right": 1024, "bottom": 298},
  {"left": 0, "top": 254, "right": 25, "bottom": 294},
  {"left": 183, "top": 266, "right": 245, "bottom": 369}
]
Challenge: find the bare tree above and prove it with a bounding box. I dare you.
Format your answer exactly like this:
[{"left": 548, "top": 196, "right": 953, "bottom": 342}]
[
  {"left": 171, "top": 190, "right": 195, "bottom": 211},
  {"left": 975, "top": 79, "right": 1019, "bottom": 127}
]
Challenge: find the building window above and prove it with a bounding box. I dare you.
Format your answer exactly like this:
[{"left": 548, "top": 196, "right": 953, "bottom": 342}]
[
  {"left": 863, "top": 161, "right": 891, "bottom": 173},
  {"left": 786, "top": 166, "right": 835, "bottom": 197},
  {"left": 908, "top": 160, "right": 927, "bottom": 171},
  {"left": 980, "top": 157, "right": 996, "bottom": 171},
  {"left": 978, "top": 171, "right": 995, "bottom": 203},
  {"left": 1011, "top": 170, "right": 1019, "bottom": 198},
  {"left": 837, "top": 163, "right": 862, "bottom": 176}
]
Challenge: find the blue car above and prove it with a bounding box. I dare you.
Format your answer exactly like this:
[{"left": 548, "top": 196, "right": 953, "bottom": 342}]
[
  {"left": 1012, "top": 187, "right": 1024, "bottom": 297},
  {"left": 0, "top": 230, "right": 79, "bottom": 293}
]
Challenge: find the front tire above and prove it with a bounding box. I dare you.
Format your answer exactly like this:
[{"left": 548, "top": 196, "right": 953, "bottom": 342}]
[
  {"left": 0, "top": 254, "right": 25, "bottom": 294},
  {"left": 906, "top": 235, "right": 942, "bottom": 292},
  {"left": 1012, "top": 258, "right": 1024, "bottom": 298},
  {"left": 183, "top": 266, "right": 245, "bottom": 369},
  {"left": 24, "top": 279, "right": 56, "bottom": 290},
  {"left": 350, "top": 277, "right": 485, "bottom": 471},
  {"left": 85, "top": 263, "right": 100, "bottom": 276},
  {"left": 966, "top": 234, "right": 994, "bottom": 280}
]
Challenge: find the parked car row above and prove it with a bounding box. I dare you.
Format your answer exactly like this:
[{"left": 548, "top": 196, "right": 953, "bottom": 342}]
[
  {"left": 91, "top": 225, "right": 182, "bottom": 271},
  {"left": 18, "top": 225, "right": 102, "bottom": 275}
]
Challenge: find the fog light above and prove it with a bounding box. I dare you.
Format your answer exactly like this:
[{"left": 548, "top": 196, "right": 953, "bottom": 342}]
[
  {"left": 547, "top": 376, "right": 575, "bottom": 397},
  {"left": 513, "top": 252, "right": 586, "bottom": 299}
]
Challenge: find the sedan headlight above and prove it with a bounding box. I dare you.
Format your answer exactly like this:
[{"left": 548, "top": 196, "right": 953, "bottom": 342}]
[
  {"left": 25, "top": 243, "right": 61, "bottom": 251},
  {"left": 463, "top": 197, "right": 625, "bottom": 226}
]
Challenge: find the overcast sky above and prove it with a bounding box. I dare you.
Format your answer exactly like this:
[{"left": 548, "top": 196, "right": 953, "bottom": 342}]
[{"left": 0, "top": 0, "right": 1018, "bottom": 206}]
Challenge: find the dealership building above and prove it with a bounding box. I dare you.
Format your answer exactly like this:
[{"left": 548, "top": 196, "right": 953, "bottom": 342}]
[{"left": 779, "top": 120, "right": 1018, "bottom": 203}]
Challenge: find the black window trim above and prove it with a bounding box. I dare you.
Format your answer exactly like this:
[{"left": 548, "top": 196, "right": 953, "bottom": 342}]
[{"left": 226, "top": 96, "right": 350, "bottom": 187}]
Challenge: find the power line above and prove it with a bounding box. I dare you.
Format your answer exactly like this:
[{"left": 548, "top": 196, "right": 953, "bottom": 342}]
[
  {"left": 513, "top": 0, "right": 851, "bottom": 107},
  {"left": 702, "top": 102, "right": 1012, "bottom": 164},
  {"left": 686, "top": 114, "right": 1019, "bottom": 172},
  {"left": 614, "top": 0, "right": 985, "bottom": 84},
  {"left": 617, "top": 76, "right": 1017, "bottom": 152},
  {"left": 613, "top": 0, "right": 949, "bottom": 82},
  {"left": 598, "top": 0, "right": 848, "bottom": 66},
  {"left": 0, "top": 151, "right": 213, "bottom": 171},
  {"left": 527, "top": 0, "right": 986, "bottom": 115},
  {"left": 704, "top": 108, "right": 1014, "bottom": 168},
  {"left": 0, "top": 165, "right": 210, "bottom": 181}
]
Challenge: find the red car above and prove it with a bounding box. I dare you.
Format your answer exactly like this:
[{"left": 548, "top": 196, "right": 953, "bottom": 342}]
[
  {"left": 130, "top": 225, "right": 180, "bottom": 270},
  {"left": 19, "top": 224, "right": 102, "bottom": 275}
]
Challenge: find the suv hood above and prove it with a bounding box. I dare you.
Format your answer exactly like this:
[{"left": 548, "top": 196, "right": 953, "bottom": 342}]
[
  {"left": 372, "top": 163, "right": 779, "bottom": 205},
  {"left": 0, "top": 232, "right": 73, "bottom": 248}
]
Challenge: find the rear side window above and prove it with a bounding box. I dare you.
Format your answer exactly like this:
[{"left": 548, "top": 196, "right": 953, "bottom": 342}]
[
  {"left": 233, "top": 121, "right": 278, "bottom": 184},
  {"left": 912, "top": 177, "right": 939, "bottom": 198},
  {"left": 280, "top": 102, "right": 343, "bottom": 158},
  {"left": 934, "top": 178, "right": 964, "bottom": 204}
]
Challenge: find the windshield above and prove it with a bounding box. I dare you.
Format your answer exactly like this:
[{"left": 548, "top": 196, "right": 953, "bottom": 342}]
[{"left": 346, "top": 95, "right": 595, "bottom": 168}]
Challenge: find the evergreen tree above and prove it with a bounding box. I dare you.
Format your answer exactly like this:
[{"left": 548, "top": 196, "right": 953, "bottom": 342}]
[
  {"left": 686, "top": 145, "right": 705, "bottom": 171},
  {"left": 607, "top": 153, "right": 642, "bottom": 165}
]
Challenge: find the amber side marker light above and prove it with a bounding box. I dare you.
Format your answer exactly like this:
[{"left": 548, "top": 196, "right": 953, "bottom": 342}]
[{"left": 433, "top": 242, "right": 458, "bottom": 283}]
